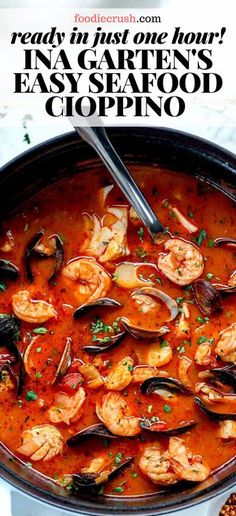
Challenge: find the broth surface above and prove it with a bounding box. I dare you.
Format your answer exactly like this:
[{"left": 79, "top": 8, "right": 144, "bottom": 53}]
[{"left": 0, "top": 165, "right": 235, "bottom": 497}]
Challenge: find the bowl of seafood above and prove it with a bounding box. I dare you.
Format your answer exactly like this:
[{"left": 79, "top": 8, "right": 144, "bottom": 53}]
[{"left": 0, "top": 127, "right": 235, "bottom": 515}]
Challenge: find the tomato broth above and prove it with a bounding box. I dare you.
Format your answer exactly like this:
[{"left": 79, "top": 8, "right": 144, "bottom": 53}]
[{"left": 0, "top": 165, "right": 235, "bottom": 497}]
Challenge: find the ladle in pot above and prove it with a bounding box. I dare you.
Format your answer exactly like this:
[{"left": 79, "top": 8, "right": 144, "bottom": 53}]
[{"left": 74, "top": 125, "right": 163, "bottom": 239}]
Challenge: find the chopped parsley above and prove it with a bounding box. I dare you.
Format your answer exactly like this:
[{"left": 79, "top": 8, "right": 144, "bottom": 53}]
[
  {"left": 113, "top": 486, "right": 124, "bottom": 493},
  {"left": 25, "top": 390, "right": 38, "bottom": 401},
  {"left": 137, "top": 227, "right": 144, "bottom": 241},
  {"left": 147, "top": 404, "right": 153, "bottom": 413},
  {"left": 163, "top": 404, "right": 171, "bottom": 413},
  {"left": 36, "top": 347, "right": 42, "bottom": 353},
  {"left": 208, "top": 239, "right": 215, "bottom": 248},
  {"left": 206, "top": 273, "right": 213, "bottom": 280},
  {"left": 197, "top": 229, "right": 207, "bottom": 246},
  {"left": 135, "top": 247, "right": 147, "bottom": 259},
  {"left": 33, "top": 327, "right": 48, "bottom": 335},
  {"left": 115, "top": 452, "right": 123, "bottom": 464},
  {"left": 197, "top": 336, "right": 208, "bottom": 344},
  {"left": 35, "top": 372, "right": 42, "bottom": 379},
  {"left": 0, "top": 282, "right": 7, "bottom": 293}
]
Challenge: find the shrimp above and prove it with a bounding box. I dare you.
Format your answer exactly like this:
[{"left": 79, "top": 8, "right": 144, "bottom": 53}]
[
  {"left": 169, "top": 437, "right": 210, "bottom": 482},
  {"left": 158, "top": 238, "right": 204, "bottom": 286},
  {"left": 139, "top": 444, "right": 179, "bottom": 485},
  {"left": 12, "top": 290, "right": 56, "bottom": 324},
  {"left": 17, "top": 424, "right": 63, "bottom": 461},
  {"left": 96, "top": 391, "right": 141, "bottom": 436},
  {"left": 48, "top": 387, "right": 86, "bottom": 425},
  {"left": 228, "top": 271, "right": 236, "bottom": 287},
  {"left": 79, "top": 363, "right": 104, "bottom": 389},
  {"left": 219, "top": 420, "right": 236, "bottom": 439},
  {"left": 62, "top": 258, "right": 111, "bottom": 305},
  {"left": 146, "top": 342, "right": 173, "bottom": 367},
  {"left": 215, "top": 323, "right": 236, "bottom": 364},
  {"left": 195, "top": 342, "right": 212, "bottom": 366},
  {"left": 132, "top": 365, "right": 164, "bottom": 383},
  {"left": 105, "top": 356, "right": 133, "bottom": 391}
]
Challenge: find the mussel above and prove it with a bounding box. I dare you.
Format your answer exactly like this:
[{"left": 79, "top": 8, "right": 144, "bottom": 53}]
[
  {"left": 71, "top": 457, "right": 133, "bottom": 491},
  {"left": 0, "top": 315, "right": 24, "bottom": 395},
  {"left": 74, "top": 297, "right": 122, "bottom": 319},
  {"left": 192, "top": 279, "right": 222, "bottom": 316},
  {"left": 118, "top": 287, "right": 178, "bottom": 340},
  {"left": 139, "top": 418, "right": 197, "bottom": 435},
  {"left": 0, "top": 259, "right": 20, "bottom": 280},
  {"left": 82, "top": 330, "right": 126, "bottom": 354},
  {"left": 51, "top": 337, "right": 72, "bottom": 385},
  {"left": 141, "top": 377, "right": 190, "bottom": 396},
  {"left": 25, "top": 231, "right": 64, "bottom": 284},
  {"left": 194, "top": 396, "right": 236, "bottom": 421},
  {"left": 67, "top": 423, "right": 118, "bottom": 446},
  {"left": 212, "top": 238, "right": 236, "bottom": 293},
  {"left": 210, "top": 366, "right": 236, "bottom": 391}
]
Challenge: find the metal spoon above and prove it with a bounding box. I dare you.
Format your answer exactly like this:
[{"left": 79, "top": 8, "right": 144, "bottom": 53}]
[{"left": 74, "top": 125, "right": 163, "bottom": 239}]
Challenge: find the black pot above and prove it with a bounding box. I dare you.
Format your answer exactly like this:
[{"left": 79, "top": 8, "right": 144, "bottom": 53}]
[{"left": 0, "top": 127, "right": 235, "bottom": 515}]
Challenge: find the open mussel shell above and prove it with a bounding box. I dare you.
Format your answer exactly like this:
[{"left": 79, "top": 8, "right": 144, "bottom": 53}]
[
  {"left": 141, "top": 377, "right": 190, "bottom": 396},
  {"left": 194, "top": 396, "right": 236, "bottom": 421},
  {"left": 25, "top": 230, "right": 45, "bottom": 282},
  {"left": 25, "top": 231, "right": 64, "bottom": 284},
  {"left": 67, "top": 423, "right": 118, "bottom": 446},
  {"left": 74, "top": 297, "right": 122, "bottom": 319},
  {"left": 192, "top": 278, "right": 223, "bottom": 316},
  {"left": 72, "top": 457, "right": 133, "bottom": 490},
  {"left": 139, "top": 419, "right": 197, "bottom": 435},
  {"left": 119, "top": 318, "right": 169, "bottom": 340},
  {"left": 48, "top": 234, "right": 64, "bottom": 284},
  {"left": 210, "top": 366, "right": 236, "bottom": 391},
  {"left": 82, "top": 331, "right": 126, "bottom": 354},
  {"left": 0, "top": 260, "right": 20, "bottom": 280},
  {"left": 51, "top": 337, "right": 72, "bottom": 385}
]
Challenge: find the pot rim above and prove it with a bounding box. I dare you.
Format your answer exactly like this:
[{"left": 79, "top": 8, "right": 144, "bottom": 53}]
[{"left": 0, "top": 126, "right": 235, "bottom": 515}]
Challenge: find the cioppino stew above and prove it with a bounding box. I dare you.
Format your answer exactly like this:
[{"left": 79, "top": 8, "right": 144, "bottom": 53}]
[{"left": 0, "top": 164, "right": 235, "bottom": 498}]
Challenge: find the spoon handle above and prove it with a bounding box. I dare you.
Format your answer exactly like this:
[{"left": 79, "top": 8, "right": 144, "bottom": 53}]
[{"left": 75, "top": 126, "right": 163, "bottom": 238}]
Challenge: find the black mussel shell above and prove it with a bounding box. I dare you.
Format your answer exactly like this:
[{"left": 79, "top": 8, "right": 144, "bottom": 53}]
[
  {"left": 139, "top": 419, "right": 197, "bottom": 435},
  {"left": 48, "top": 234, "right": 64, "bottom": 285},
  {"left": 72, "top": 457, "right": 133, "bottom": 490},
  {"left": 210, "top": 366, "right": 236, "bottom": 392},
  {"left": 141, "top": 377, "right": 190, "bottom": 396},
  {"left": 192, "top": 279, "right": 223, "bottom": 316},
  {"left": 74, "top": 298, "right": 122, "bottom": 319},
  {"left": 194, "top": 396, "right": 236, "bottom": 421},
  {"left": 0, "top": 315, "right": 24, "bottom": 394},
  {"left": 82, "top": 331, "right": 126, "bottom": 354},
  {"left": 67, "top": 423, "right": 118, "bottom": 446},
  {"left": 25, "top": 231, "right": 64, "bottom": 284},
  {"left": 0, "top": 260, "right": 20, "bottom": 280},
  {"left": 0, "top": 315, "right": 21, "bottom": 344},
  {"left": 25, "top": 230, "right": 45, "bottom": 282}
]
